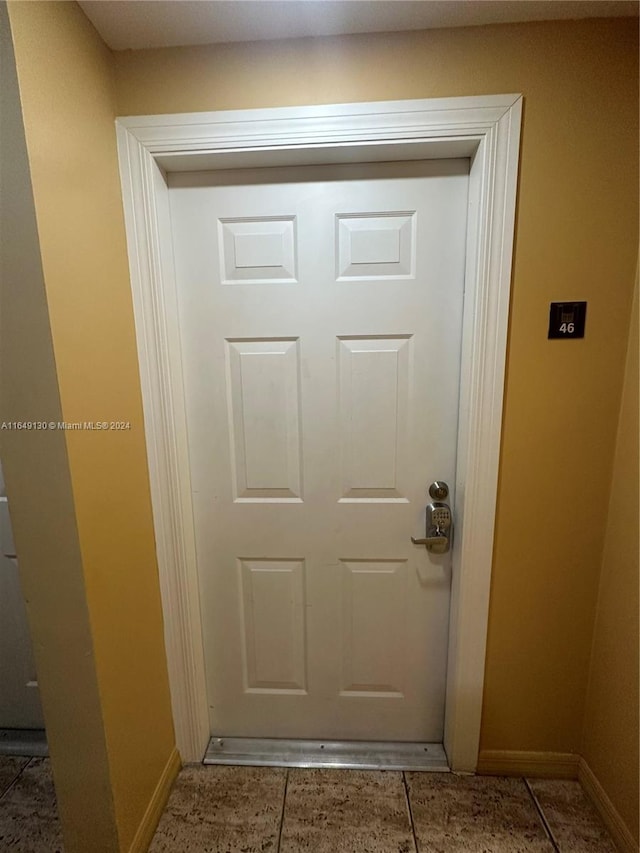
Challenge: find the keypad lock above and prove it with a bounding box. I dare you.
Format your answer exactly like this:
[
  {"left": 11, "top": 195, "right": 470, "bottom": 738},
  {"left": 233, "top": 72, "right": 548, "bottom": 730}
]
[{"left": 411, "top": 482, "right": 453, "bottom": 554}]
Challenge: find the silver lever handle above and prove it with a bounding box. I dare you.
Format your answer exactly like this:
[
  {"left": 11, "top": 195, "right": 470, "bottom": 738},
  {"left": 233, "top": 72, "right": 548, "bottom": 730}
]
[{"left": 411, "top": 534, "right": 449, "bottom": 552}]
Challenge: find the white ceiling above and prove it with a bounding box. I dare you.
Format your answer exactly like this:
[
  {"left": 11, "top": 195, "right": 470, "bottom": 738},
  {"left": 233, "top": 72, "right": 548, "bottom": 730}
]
[{"left": 78, "top": 0, "right": 639, "bottom": 51}]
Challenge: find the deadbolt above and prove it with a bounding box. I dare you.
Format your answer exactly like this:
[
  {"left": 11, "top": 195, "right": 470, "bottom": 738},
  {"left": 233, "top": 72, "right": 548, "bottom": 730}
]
[{"left": 429, "top": 481, "right": 449, "bottom": 501}]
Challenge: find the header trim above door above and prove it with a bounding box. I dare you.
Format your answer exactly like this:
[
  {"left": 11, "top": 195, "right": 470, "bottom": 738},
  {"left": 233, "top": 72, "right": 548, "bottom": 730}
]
[{"left": 116, "top": 95, "right": 522, "bottom": 769}]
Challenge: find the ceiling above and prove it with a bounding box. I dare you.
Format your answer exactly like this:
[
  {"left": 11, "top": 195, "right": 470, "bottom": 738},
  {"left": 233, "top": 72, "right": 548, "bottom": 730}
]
[{"left": 78, "top": 1, "right": 639, "bottom": 51}]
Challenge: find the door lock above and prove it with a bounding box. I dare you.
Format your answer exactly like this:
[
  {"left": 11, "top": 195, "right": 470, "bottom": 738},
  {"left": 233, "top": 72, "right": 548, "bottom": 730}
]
[{"left": 411, "top": 482, "right": 453, "bottom": 554}]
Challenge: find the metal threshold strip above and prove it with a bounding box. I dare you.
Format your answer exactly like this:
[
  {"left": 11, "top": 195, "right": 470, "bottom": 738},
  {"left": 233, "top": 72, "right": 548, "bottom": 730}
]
[{"left": 204, "top": 737, "right": 449, "bottom": 771}]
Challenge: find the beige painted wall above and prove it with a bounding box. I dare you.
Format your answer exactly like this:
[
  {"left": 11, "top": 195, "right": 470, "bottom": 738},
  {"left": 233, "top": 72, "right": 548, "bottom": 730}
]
[
  {"left": 6, "top": 2, "right": 176, "bottom": 850},
  {"left": 114, "top": 18, "right": 639, "bottom": 755},
  {"left": 0, "top": 4, "right": 118, "bottom": 848},
  {"left": 582, "top": 273, "right": 639, "bottom": 843}
]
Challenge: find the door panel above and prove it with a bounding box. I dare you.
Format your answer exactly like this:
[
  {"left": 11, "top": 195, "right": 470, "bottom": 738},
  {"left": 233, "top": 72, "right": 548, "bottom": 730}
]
[
  {"left": 169, "top": 159, "right": 469, "bottom": 741},
  {"left": 226, "top": 338, "right": 302, "bottom": 501},
  {"left": 338, "top": 336, "right": 410, "bottom": 500},
  {"left": 239, "top": 558, "right": 307, "bottom": 693},
  {"left": 341, "top": 559, "right": 407, "bottom": 696}
]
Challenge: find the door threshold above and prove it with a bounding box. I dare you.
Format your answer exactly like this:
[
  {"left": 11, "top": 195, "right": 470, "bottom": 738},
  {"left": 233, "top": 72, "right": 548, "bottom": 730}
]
[
  {"left": 204, "top": 737, "right": 449, "bottom": 771},
  {"left": 0, "top": 728, "right": 48, "bottom": 757}
]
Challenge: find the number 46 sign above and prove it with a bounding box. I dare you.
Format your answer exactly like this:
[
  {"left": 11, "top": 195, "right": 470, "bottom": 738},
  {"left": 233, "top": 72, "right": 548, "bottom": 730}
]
[{"left": 548, "top": 301, "right": 587, "bottom": 339}]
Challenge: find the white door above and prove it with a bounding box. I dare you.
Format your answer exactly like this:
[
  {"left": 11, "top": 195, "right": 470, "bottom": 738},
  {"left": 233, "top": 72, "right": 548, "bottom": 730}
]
[
  {"left": 169, "top": 159, "right": 468, "bottom": 741},
  {"left": 0, "top": 464, "right": 44, "bottom": 729}
]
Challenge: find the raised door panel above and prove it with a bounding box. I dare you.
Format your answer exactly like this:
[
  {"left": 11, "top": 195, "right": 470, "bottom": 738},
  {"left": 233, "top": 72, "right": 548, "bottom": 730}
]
[
  {"left": 340, "top": 559, "right": 407, "bottom": 697},
  {"left": 219, "top": 216, "right": 297, "bottom": 284},
  {"left": 337, "top": 212, "right": 415, "bottom": 280},
  {"left": 239, "top": 559, "right": 307, "bottom": 694},
  {"left": 338, "top": 336, "right": 411, "bottom": 502},
  {"left": 226, "top": 339, "right": 303, "bottom": 501}
]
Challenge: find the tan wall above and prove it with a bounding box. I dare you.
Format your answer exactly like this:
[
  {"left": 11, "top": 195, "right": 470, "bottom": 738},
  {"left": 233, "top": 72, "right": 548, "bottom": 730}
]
[
  {"left": 0, "top": 4, "right": 118, "bottom": 848},
  {"left": 114, "top": 18, "right": 639, "bottom": 754},
  {"left": 582, "top": 273, "right": 639, "bottom": 842},
  {"left": 6, "top": 2, "right": 176, "bottom": 850}
]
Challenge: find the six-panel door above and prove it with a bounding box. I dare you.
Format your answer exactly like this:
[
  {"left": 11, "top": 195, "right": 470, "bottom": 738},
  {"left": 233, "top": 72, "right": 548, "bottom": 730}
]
[{"left": 169, "top": 159, "right": 469, "bottom": 741}]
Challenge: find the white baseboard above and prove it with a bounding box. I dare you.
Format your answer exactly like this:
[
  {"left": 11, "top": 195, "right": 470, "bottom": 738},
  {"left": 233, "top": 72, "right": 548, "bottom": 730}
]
[
  {"left": 476, "top": 749, "right": 580, "bottom": 778},
  {"left": 128, "top": 747, "right": 181, "bottom": 853},
  {"left": 578, "top": 758, "right": 639, "bottom": 853}
]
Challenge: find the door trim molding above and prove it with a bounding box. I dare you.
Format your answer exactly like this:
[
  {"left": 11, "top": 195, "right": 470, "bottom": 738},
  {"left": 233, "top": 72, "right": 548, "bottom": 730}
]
[{"left": 116, "top": 95, "right": 522, "bottom": 768}]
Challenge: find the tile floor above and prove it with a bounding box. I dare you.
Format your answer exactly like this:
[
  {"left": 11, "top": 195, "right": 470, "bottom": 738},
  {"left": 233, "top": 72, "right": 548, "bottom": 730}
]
[
  {"left": 0, "top": 755, "right": 618, "bottom": 852},
  {"left": 0, "top": 757, "right": 63, "bottom": 852}
]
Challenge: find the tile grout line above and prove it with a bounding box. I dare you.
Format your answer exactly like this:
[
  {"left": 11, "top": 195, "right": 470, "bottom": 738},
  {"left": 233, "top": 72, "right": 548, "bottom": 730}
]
[
  {"left": 402, "top": 771, "right": 420, "bottom": 853},
  {"left": 276, "top": 768, "right": 289, "bottom": 853},
  {"left": 524, "top": 777, "right": 561, "bottom": 852},
  {"left": 0, "top": 755, "right": 33, "bottom": 803}
]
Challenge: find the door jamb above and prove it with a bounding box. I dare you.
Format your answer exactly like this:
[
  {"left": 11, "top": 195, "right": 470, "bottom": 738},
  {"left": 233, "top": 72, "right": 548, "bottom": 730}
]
[{"left": 116, "top": 95, "right": 522, "bottom": 769}]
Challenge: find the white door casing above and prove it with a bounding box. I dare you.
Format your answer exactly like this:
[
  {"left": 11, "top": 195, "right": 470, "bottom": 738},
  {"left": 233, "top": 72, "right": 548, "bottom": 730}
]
[
  {"left": 115, "top": 96, "right": 522, "bottom": 768},
  {"left": 169, "top": 160, "right": 468, "bottom": 740}
]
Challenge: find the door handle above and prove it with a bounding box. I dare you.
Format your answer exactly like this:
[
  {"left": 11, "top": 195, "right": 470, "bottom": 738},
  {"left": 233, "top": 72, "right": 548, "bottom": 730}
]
[{"left": 411, "top": 481, "right": 453, "bottom": 554}]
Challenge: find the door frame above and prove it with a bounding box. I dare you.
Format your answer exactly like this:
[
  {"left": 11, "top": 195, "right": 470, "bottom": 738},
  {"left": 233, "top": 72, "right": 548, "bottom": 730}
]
[{"left": 116, "top": 95, "right": 522, "bottom": 769}]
